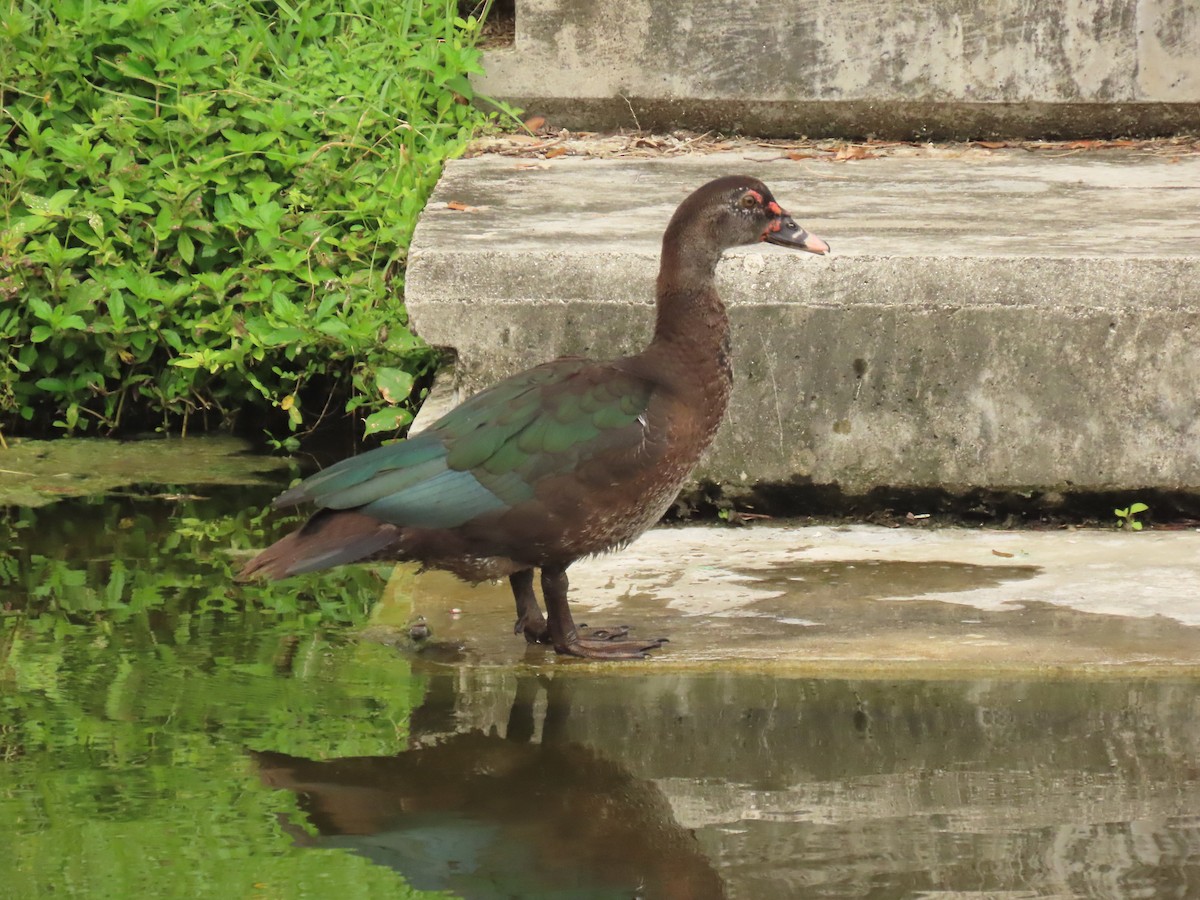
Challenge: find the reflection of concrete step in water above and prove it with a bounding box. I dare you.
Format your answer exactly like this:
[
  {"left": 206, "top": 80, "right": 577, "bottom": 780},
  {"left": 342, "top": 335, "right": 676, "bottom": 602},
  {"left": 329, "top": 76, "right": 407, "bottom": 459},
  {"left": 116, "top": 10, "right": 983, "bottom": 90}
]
[{"left": 255, "top": 670, "right": 1200, "bottom": 899}]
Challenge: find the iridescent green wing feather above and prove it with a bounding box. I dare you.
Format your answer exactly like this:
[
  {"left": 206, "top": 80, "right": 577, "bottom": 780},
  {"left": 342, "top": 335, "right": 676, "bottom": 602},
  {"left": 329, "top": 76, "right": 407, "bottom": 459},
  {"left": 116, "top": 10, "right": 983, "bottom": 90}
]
[{"left": 275, "top": 359, "right": 654, "bottom": 529}]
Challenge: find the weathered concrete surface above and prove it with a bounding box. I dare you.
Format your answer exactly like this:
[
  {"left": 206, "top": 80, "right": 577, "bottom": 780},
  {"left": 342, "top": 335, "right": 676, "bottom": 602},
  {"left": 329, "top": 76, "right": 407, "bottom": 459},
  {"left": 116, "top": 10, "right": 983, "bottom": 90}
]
[
  {"left": 478, "top": 0, "right": 1200, "bottom": 138},
  {"left": 405, "top": 150, "right": 1200, "bottom": 496},
  {"left": 375, "top": 523, "right": 1200, "bottom": 674}
]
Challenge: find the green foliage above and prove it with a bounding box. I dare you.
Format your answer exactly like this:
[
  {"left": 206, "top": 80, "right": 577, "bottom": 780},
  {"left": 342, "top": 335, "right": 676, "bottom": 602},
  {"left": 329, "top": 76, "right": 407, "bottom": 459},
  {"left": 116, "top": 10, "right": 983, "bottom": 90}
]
[
  {"left": 0, "top": 0, "right": 508, "bottom": 440},
  {"left": 1114, "top": 501, "right": 1149, "bottom": 531}
]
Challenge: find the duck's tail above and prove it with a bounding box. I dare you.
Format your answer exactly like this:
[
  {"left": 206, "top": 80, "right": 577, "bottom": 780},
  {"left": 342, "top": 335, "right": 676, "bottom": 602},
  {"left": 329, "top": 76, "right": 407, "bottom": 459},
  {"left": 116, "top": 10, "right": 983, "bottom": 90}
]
[{"left": 235, "top": 509, "right": 401, "bottom": 581}]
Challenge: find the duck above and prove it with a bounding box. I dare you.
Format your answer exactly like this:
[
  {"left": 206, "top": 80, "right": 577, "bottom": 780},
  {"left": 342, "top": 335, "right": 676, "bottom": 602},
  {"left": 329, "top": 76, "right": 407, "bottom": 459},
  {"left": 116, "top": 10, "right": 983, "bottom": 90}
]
[{"left": 237, "top": 175, "right": 829, "bottom": 659}]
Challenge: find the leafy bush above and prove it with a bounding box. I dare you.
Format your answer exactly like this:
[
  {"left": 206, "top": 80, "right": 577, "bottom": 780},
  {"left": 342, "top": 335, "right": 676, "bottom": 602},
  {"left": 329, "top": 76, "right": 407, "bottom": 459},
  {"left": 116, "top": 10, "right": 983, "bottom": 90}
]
[{"left": 0, "top": 0, "right": 506, "bottom": 443}]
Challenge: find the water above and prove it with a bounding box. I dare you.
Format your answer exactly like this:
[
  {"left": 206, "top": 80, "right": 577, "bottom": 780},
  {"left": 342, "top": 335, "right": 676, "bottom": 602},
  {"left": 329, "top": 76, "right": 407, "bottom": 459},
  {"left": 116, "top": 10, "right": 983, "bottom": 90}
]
[{"left": 3, "top": 458, "right": 1199, "bottom": 898}]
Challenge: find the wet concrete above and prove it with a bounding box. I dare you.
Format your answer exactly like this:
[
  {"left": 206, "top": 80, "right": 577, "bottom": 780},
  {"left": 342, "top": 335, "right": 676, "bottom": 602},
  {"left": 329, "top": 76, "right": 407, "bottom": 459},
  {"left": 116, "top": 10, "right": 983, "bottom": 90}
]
[{"left": 374, "top": 524, "right": 1200, "bottom": 674}]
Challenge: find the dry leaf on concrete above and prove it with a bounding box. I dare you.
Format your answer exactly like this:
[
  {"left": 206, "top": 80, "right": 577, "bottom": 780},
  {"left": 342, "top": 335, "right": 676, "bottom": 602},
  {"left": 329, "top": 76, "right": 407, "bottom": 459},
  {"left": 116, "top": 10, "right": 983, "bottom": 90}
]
[{"left": 834, "top": 145, "right": 879, "bottom": 161}]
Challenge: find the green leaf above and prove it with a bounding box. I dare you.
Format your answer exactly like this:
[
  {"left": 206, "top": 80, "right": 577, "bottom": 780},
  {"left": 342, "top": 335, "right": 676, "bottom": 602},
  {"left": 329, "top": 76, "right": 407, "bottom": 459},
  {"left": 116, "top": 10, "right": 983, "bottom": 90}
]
[
  {"left": 445, "top": 75, "right": 473, "bottom": 99},
  {"left": 375, "top": 367, "right": 415, "bottom": 404},
  {"left": 107, "top": 290, "right": 127, "bottom": 324},
  {"left": 27, "top": 298, "right": 54, "bottom": 323},
  {"left": 22, "top": 189, "right": 77, "bottom": 216},
  {"left": 363, "top": 407, "right": 413, "bottom": 437},
  {"left": 48, "top": 189, "right": 78, "bottom": 213},
  {"left": 160, "top": 329, "right": 185, "bottom": 352},
  {"left": 1128, "top": 502, "right": 1149, "bottom": 515}
]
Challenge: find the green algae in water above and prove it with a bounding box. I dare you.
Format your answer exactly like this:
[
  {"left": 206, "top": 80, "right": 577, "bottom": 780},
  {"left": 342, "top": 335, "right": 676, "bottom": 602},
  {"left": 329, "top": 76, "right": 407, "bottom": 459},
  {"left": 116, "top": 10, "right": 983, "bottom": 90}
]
[
  {"left": 0, "top": 435, "right": 290, "bottom": 508},
  {"left": 0, "top": 489, "right": 439, "bottom": 900},
  {"left": 3, "top": 634, "right": 434, "bottom": 900}
]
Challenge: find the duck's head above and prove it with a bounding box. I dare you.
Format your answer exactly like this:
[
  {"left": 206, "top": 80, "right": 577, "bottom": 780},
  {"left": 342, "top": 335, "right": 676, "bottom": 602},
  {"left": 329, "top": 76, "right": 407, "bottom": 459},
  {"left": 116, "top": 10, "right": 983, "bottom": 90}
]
[{"left": 668, "top": 175, "right": 829, "bottom": 257}]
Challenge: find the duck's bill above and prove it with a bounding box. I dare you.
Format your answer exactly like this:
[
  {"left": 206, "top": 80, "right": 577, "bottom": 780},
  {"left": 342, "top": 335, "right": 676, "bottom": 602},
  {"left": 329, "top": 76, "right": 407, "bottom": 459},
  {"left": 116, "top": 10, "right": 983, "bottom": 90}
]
[{"left": 765, "top": 216, "right": 830, "bottom": 254}]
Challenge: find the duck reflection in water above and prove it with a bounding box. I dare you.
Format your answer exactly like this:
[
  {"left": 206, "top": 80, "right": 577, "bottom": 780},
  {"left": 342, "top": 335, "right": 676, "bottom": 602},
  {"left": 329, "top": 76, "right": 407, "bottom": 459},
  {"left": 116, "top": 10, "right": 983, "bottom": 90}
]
[{"left": 251, "top": 675, "right": 726, "bottom": 900}]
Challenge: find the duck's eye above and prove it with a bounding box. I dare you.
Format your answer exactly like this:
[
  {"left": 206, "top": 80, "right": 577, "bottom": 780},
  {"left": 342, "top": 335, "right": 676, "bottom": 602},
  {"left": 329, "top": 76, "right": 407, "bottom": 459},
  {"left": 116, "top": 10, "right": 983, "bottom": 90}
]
[{"left": 739, "top": 192, "right": 758, "bottom": 209}]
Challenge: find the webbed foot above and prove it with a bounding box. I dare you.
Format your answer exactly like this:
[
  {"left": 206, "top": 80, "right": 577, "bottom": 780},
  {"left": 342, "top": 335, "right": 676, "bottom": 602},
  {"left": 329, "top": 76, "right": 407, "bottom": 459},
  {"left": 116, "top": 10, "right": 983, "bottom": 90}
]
[
  {"left": 515, "top": 619, "right": 639, "bottom": 647},
  {"left": 555, "top": 635, "right": 669, "bottom": 661},
  {"left": 538, "top": 565, "right": 668, "bottom": 661}
]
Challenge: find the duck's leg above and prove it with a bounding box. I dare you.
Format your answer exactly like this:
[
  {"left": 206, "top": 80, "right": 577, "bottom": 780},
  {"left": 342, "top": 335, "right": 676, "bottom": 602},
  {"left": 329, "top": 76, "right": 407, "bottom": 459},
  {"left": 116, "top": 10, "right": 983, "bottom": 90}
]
[
  {"left": 541, "top": 565, "right": 667, "bottom": 660},
  {"left": 510, "top": 569, "right": 550, "bottom": 644},
  {"left": 513, "top": 568, "right": 635, "bottom": 645}
]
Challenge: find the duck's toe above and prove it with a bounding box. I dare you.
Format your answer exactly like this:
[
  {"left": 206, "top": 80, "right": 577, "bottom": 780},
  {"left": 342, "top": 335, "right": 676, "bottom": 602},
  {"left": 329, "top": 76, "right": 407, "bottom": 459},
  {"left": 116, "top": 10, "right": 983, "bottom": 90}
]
[{"left": 514, "top": 611, "right": 551, "bottom": 644}]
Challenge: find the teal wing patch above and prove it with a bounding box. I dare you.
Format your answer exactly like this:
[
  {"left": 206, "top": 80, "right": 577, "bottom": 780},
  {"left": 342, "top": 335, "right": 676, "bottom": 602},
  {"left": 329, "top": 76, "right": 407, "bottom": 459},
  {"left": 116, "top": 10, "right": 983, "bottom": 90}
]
[
  {"left": 275, "top": 359, "right": 655, "bottom": 529},
  {"left": 274, "top": 432, "right": 507, "bottom": 529},
  {"left": 434, "top": 359, "right": 654, "bottom": 493}
]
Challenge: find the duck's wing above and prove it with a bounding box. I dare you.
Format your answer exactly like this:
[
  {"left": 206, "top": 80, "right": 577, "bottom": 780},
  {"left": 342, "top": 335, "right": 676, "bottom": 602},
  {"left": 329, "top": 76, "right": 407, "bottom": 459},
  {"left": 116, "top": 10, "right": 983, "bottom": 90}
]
[{"left": 274, "top": 357, "right": 656, "bottom": 530}]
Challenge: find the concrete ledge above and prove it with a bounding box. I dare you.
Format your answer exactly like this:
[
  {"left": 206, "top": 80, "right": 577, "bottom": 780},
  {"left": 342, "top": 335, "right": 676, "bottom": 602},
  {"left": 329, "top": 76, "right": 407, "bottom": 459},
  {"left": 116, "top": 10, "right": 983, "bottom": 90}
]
[
  {"left": 405, "top": 149, "right": 1200, "bottom": 495},
  {"left": 480, "top": 97, "right": 1200, "bottom": 142},
  {"left": 478, "top": 0, "right": 1200, "bottom": 139}
]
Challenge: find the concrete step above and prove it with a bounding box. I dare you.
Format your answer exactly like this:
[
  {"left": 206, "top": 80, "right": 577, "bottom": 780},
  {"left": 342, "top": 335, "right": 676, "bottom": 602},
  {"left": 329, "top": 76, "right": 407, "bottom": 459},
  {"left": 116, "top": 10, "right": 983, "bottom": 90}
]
[
  {"left": 476, "top": 0, "right": 1200, "bottom": 139},
  {"left": 405, "top": 145, "right": 1200, "bottom": 497}
]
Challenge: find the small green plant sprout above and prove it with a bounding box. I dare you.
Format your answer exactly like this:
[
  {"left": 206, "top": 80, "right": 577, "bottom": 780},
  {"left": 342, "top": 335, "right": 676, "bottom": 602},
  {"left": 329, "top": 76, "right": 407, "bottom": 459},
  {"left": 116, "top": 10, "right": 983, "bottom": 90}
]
[{"left": 1114, "top": 501, "right": 1149, "bottom": 531}]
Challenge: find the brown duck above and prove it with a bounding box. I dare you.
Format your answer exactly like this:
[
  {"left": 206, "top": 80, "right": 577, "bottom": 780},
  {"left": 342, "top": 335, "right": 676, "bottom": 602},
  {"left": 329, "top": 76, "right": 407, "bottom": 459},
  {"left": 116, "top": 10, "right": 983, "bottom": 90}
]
[{"left": 238, "top": 176, "right": 829, "bottom": 659}]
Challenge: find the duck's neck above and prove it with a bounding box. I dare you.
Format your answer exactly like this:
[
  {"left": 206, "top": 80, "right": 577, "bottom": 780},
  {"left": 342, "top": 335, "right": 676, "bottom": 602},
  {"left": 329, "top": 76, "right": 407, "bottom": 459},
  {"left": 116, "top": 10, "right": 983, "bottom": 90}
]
[{"left": 650, "top": 228, "right": 728, "bottom": 352}]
